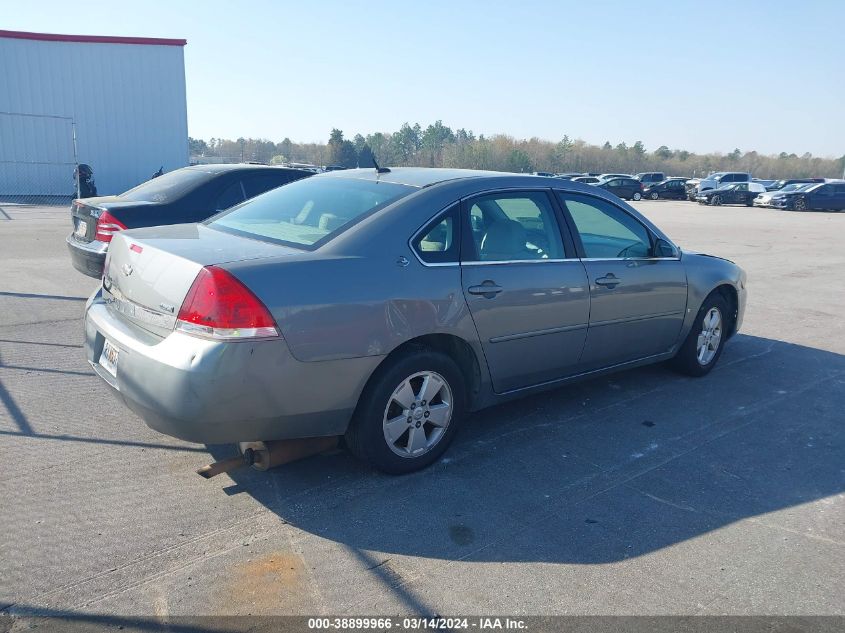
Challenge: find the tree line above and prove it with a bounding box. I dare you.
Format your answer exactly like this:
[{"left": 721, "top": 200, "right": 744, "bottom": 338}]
[{"left": 189, "top": 121, "right": 845, "bottom": 179}]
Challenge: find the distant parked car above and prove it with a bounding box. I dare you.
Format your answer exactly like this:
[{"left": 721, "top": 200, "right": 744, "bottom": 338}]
[
  {"left": 643, "top": 178, "right": 688, "bottom": 200},
  {"left": 696, "top": 182, "right": 766, "bottom": 206},
  {"left": 765, "top": 178, "right": 825, "bottom": 192},
  {"left": 597, "top": 173, "right": 633, "bottom": 181},
  {"left": 572, "top": 176, "right": 601, "bottom": 184},
  {"left": 769, "top": 182, "right": 845, "bottom": 211},
  {"left": 67, "top": 165, "right": 311, "bottom": 278},
  {"left": 634, "top": 172, "right": 665, "bottom": 187},
  {"left": 532, "top": 171, "right": 557, "bottom": 177},
  {"left": 686, "top": 172, "right": 751, "bottom": 200},
  {"left": 753, "top": 183, "right": 815, "bottom": 207},
  {"left": 596, "top": 177, "right": 644, "bottom": 201},
  {"left": 554, "top": 173, "right": 584, "bottom": 180}
]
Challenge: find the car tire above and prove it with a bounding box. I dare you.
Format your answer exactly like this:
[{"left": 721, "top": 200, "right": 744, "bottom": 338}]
[
  {"left": 794, "top": 198, "right": 807, "bottom": 211},
  {"left": 669, "top": 293, "right": 730, "bottom": 377},
  {"left": 345, "top": 349, "right": 466, "bottom": 474},
  {"left": 632, "top": 192, "right": 642, "bottom": 201},
  {"left": 650, "top": 192, "right": 659, "bottom": 200},
  {"left": 711, "top": 195, "right": 722, "bottom": 206}
]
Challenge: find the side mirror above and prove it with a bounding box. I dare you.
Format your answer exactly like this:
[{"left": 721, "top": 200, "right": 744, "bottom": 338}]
[{"left": 654, "top": 238, "right": 678, "bottom": 258}]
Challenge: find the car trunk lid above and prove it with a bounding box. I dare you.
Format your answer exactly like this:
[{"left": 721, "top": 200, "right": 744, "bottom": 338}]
[
  {"left": 103, "top": 223, "right": 302, "bottom": 338},
  {"left": 70, "top": 197, "right": 155, "bottom": 243}
]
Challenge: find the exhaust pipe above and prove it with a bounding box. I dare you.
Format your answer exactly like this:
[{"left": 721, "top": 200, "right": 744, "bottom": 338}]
[{"left": 196, "top": 437, "right": 339, "bottom": 479}]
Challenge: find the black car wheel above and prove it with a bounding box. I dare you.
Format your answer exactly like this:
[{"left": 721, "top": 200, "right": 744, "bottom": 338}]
[
  {"left": 670, "top": 292, "right": 730, "bottom": 377},
  {"left": 345, "top": 349, "right": 466, "bottom": 474},
  {"left": 650, "top": 192, "right": 659, "bottom": 200},
  {"left": 794, "top": 198, "right": 807, "bottom": 211},
  {"left": 710, "top": 195, "right": 722, "bottom": 206}
]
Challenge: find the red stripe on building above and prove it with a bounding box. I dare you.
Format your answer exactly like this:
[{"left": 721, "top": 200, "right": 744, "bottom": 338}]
[{"left": 0, "top": 29, "right": 186, "bottom": 47}]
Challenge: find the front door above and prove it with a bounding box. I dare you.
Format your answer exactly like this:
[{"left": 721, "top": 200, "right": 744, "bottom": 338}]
[
  {"left": 460, "top": 190, "right": 591, "bottom": 393},
  {"left": 556, "top": 192, "right": 688, "bottom": 371}
]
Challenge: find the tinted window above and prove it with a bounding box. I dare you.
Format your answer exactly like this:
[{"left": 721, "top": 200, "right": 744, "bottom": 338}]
[
  {"left": 816, "top": 185, "right": 834, "bottom": 196},
  {"left": 413, "top": 205, "right": 459, "bottom": 264},
  {"left": 216, "top": 181, "right": 246, "bottom": 210},
  {"left": 210, "top": 177, "right": 413, "bottom": 249},
  {"left": 242, "top": 172, "right": 302, "bottom": 198},
  {"left": 119, "top": 168, "right": 214, "bottom": 203},
  {"left": 835, "top": 185, "right": 845, "bottom": 195},
  {"left": 560, "top": 195, "right": 652, "bottom": 259},
  {"left": 464, "top": 192, "right": 564, "bottom": 262}
]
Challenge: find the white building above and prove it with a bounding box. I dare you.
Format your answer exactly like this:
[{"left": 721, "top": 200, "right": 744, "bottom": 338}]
[{"left": 0, "top": 29, "right": 189, "bottom": 199}]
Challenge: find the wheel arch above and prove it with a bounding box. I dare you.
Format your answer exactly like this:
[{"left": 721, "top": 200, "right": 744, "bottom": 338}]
[{"left": 361, "top": 333, "right": 485, "bottom": 412}]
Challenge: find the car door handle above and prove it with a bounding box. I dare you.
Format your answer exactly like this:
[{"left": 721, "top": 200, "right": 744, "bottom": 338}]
[
  {"left": 595, "top": 274, "right": 620, "bottom": 289},
  {"left": 467, "top": 283, "right": 503, "bottom": 297}
]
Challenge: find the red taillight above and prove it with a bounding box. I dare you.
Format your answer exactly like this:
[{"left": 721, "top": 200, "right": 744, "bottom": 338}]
[
  {"left": 94, "top": 210, "right": 126, "bottom": 242},
  {"left": 175, "top": 266, "right": 278, "bottom": 340}
]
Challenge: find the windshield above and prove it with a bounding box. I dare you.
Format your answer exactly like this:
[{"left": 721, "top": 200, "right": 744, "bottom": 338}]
[
  {"left": 119, "top": 168, "right": 214, "bottom": 203},
  {"left": 209, "top": 176, "right": 414, "bottom": 249}
]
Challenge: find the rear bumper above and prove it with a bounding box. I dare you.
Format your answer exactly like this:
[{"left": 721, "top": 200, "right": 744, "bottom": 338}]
[
  {"left": 84, "top": 290, "right": 382, "bottom": 444},
  {"left": 67, "top": 234, "right": 107, "bottom": 278}
]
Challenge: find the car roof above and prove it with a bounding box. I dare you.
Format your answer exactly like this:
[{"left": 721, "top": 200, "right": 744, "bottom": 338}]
[
  {"left": 316, "top": 167, "right": 522, "bottom": 188},
  {"left": 184, "top": 163, "right": 302, "bottom": 174}
]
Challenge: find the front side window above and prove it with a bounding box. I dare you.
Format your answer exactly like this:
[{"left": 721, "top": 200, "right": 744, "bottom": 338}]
[
  {"left": 209, "top": 177, "right": 414, "bottom": 249},
  {"left": 559, "top": 194, "right": 653, "bottom": 259},
  {"left": 463, "top": 192, "right": 564, "bottom": 262}
]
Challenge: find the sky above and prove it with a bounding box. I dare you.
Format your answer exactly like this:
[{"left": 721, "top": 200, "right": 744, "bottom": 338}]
[{"left": 4, "top": 0, "right": 844, "bottom": 157}]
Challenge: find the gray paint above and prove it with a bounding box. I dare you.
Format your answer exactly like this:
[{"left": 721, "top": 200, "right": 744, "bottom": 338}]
[{"left": 86, "top": 169, "right": 746, "bottom": 444}]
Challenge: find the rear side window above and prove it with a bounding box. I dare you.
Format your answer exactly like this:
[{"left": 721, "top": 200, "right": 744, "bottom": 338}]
[
  {"left": 242, "top": 172, "right": 304, "bottom": 198},
  {"left": 209, "top": 177, "right": 414, "bottom": 249},
  {"left": 216, "top": 181, "right": 246, "bottom": 210},
  {"left": 412, "top": 205, "right": 459, "bottom": 264},
  {"left": 463, "top": 192, "right": 564, "bottom": 262}
]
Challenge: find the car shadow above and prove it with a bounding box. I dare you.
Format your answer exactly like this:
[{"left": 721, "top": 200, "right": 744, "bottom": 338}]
[{"left": 206, "top": 333, "right": 844, "bottom": 565}]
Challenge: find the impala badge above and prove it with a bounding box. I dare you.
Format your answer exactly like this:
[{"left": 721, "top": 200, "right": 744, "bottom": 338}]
[{"left": 121, "top": 263, "right": 133, "bottom": 277}]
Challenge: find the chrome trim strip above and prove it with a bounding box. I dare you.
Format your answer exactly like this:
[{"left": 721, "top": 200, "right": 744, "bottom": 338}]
[
  {"left": 588, "top": 310, "right": 685, "bottom": 328},
  {"left": 581, "top": 256, "right": 681, "bottom": 262},
  {"left": 489, "top": 323, "right": 588, "bottom": 344},
  {"left": 462, "top": 258, "right": 580, "bottom": 266}
]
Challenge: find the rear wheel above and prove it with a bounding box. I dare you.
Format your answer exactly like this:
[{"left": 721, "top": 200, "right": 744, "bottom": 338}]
[
  {"left": 632, "top": 191, "right": 642, "bottom": 201},
  {"left": 345, "top": 350, "right": 466, "bottom": 474},
  {"left": 670, "top": 293, "right": 730, "bottom": 377},
  {"left": 650, "top": 192, "right": 659, "bottom": 200}
]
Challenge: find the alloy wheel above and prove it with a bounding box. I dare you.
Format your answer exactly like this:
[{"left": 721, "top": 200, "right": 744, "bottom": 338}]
[
  {"left": 382, "top": 371, "right": 453, "bottom": 458},
  {"left": 696, "top": 307, "right": 723, "bottom": 366}
]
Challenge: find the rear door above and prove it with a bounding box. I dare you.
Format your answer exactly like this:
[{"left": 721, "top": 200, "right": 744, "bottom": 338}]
[
  {"left": 834, "top": 184, "right": 845, "bottom": 210},
  {"left": 460, "top": 190, "right": 590, "bottom": 392},
  {"left": 809, "top": 184, "right": 835, "bottom": 210},
  {"left": 556, "top": 192, "right": 688, "bottom": 371}
]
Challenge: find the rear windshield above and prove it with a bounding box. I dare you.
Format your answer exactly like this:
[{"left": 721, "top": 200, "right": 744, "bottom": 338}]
[
  {"left": 120, "top": 168, "right": 214, "bottom": 203},
  {"left": 208, "top": 176, "right": 414, "bottom": 249}
]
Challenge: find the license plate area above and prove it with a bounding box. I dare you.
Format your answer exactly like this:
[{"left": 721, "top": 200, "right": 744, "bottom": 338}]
[
  {"left": 74, "top": 218, "right": 88, "bottom": 239},
  {"left": 99, "top": 339, "right": 119, "bottom": 377}
]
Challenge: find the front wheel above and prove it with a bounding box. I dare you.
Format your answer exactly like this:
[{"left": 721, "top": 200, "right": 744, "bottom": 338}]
[
  {"left": 345, "top": 350, "right": 466, "bottom": 474},
  {"left": 793, "top": 198, "right": 807, "bottom": 211},
  {"left": 670, "top": 293, "right": 730, "bottom": 377},
  {"left": 632, "top": 191, "right": 642, "bottom": 201},
  {"left": 710, "top": 195, "right": 722, "bottom": 206},
  {"left": 650, "top": 192, "right": 659, "bottom": 200}
]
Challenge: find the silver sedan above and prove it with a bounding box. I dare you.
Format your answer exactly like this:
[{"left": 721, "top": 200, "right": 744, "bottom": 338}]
[{"left": 84, "top": 168, "right": 746, "bottom": 473}]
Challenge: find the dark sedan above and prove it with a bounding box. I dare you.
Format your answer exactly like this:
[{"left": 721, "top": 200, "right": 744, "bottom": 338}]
[
  {"left": 643, "top": 178, "right": 688, "bottom": 200},
  {"left": 67, "top": 164, "right": 310, "bottom": 278},
  {"left": 595, "top": 177, "right": 644, "bottom": 201},
  {"left": 765, "top": 178, "right": 824, "bottom": 192},
  {"left": 696, "top": 182, "right": 766, "bottom": 206},
  {"left": 771, "top": 182, "right": 845, "bottom": 211}
]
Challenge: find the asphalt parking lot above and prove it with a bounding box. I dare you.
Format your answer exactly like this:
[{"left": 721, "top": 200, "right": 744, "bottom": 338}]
[{"left": 1, "top": 200, "right": 844, "bottom": 622}]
